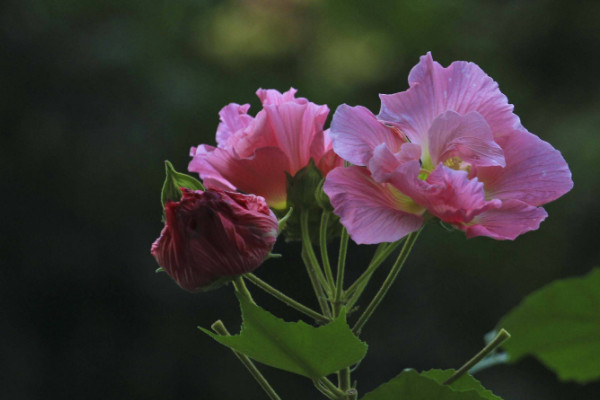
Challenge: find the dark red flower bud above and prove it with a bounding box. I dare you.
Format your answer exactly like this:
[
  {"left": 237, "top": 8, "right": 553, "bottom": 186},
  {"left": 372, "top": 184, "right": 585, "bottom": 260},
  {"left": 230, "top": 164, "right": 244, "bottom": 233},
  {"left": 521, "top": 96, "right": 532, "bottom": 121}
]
[{"left": 151, "top": 188, "right": 279, "bottom": 292}]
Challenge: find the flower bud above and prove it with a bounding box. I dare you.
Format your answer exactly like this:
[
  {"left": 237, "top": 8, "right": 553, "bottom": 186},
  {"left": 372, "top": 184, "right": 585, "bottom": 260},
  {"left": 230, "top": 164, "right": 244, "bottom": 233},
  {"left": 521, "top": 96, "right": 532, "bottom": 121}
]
[{"left": 151, "top": 188, "right": 279, "bottom": 292}]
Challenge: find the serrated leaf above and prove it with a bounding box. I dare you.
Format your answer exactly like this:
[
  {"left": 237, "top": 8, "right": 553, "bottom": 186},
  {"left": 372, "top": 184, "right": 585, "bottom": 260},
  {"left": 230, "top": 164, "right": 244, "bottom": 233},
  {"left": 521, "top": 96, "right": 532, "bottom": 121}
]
[
  {"left": 201, "top": 295, "right": 367, "bottom": 379},
  {"left": 361, "top": 369, "right": 496, "bottom": 400},
  {"left": 160, "top": 160, "right": 204, "bottom": 207},
  {"left": 421, "top": 369, "right": 502, "bottom": 400},
  {"left": 498, "top": 268, "right": 600, "bottom": 383}
]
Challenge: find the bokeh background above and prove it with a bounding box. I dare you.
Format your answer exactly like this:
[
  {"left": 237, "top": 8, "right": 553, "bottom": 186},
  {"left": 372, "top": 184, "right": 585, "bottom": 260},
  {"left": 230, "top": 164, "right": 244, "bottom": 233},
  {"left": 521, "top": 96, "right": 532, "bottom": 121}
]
[{"left": 3, "top": 0, "right": 600, "bottom": 398}]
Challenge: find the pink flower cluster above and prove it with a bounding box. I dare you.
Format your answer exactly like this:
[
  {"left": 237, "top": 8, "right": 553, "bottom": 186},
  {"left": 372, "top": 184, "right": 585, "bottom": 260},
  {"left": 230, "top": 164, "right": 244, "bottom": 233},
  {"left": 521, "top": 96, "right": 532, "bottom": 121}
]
[
  {"left": 189, "top": 88, "right": 343, "bottom": 210},
  {"left": 152, "top": 53, "right": 573, "bottom": 291},
  {"left": 323, "top": 52, "right": 573, "bottom": 243}
]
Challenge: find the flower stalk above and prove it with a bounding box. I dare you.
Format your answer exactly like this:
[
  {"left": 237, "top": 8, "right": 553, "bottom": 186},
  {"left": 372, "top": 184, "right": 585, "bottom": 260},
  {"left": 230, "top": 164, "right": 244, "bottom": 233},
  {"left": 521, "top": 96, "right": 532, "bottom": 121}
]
[
  {"left": 211, "top": 320, "right": 282, "bottom": 400},
  {"left": 352, "top": 229, "right": 422, "bottom": 335},
  {"left": 245, "top": 273, "right": 330, "bottom": 324},
  {"left": 443, "top": 328, "right": 511, "bottom": 385}
]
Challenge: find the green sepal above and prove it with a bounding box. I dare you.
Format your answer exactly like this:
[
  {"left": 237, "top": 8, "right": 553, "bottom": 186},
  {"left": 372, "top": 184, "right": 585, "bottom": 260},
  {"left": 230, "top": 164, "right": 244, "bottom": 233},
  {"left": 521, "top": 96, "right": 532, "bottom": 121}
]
[
  {"left": 200, "top": 293, "right": 367, "bottom": 379},
  {"left": 497, "top": 268, "right": 600, "bottom": 383},
  {"left": 315, "top": 178, "right": 333, "bottom": 212},
  {"left": 286, "top": 159, "right": 323, "bottom": 211},
  {"left": 155, "top": 267, "right": 165, "bottom": 273},
  {"left": 279, "top": 160, "right": 341, "bottom": 242},
  {"left": 160, "top": 160, "right": 205, "bottom": 208}
]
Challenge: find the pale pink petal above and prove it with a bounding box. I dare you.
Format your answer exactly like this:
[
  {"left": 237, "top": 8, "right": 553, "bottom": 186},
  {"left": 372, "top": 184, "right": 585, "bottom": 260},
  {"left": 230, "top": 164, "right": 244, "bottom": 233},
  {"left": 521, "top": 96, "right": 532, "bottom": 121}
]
[
  {"left": 330, "top": 105, "right": 407, "bottom": 166},
  {"left": 477, "top": 128, "right": 573, "bottom": 206},
  {"left": 189, "top": 144, "right": 236, "bottom": 190},
  {"left": 256, "top": 87, "right": 303, "bottom": 106},
  {"left": 312, "top": 128, "right": 344, "bottom": 176},
  {"left": 368, "top": 143, "right": 421, "bottom": 182},
  {"left": 201, "top": 146, "right": 291, "bottom": 209},
  {"left": 464, "top": 199, "right": 548, "bottom": 240},
  {"left": 324, "top": 166, "right": 424, "bottom": 244},
  {"left": 389, "top": 164, "right": 500, "bottom": 224},
  {"left": 216, "top": 103, "right": 253, "bottom": 147},
  {"left": 423, "top": 166, "right": 501, "bottom": 224},
  {"left": 428, "top": 110, "right": 505, "bottom": 167},
  {"left": 379, "top": 52, "right": 521, "bottom": 143},
  {"left": 260, "top": 101, "right": 329, "bottom": 174}
]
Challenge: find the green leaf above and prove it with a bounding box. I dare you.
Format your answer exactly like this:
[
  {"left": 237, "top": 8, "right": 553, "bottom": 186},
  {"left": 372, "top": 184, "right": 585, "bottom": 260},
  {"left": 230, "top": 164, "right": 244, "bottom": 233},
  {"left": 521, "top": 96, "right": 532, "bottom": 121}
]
[
  {"left": 361, "top": 369, "right": 498, "bottom": 400},
  {"left": 498, "top": 268, "right": 600, "bottom": 383},
  {"left": 421, "top": 369, "right": 502, "bottom": 400},
  {"left": 160, "top": 160, "right": 204, "bottom": 207},
  {"left": 200, "top": 295, "right": 367, "bottom": 379}
]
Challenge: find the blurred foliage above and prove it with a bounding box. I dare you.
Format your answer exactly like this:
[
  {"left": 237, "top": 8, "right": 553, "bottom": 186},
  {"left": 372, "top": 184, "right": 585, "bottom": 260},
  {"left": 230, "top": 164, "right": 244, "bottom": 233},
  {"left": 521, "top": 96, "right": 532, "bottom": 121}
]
[{"left": 2, "top": 0, "right": 600, "bottom": 399}]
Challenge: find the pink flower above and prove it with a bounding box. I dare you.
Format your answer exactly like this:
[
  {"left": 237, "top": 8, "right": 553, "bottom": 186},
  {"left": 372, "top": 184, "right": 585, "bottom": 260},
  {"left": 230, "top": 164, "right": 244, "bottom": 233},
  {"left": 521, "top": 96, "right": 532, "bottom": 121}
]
[
  {"left": 324, "top": 53, "right": 573, "bottom": 243},
  {"left": 189, "top": 88, "right": 343, "bottom": 210},
  {"left": 151, "top": 189, "right": 279, "bottom": 292}
]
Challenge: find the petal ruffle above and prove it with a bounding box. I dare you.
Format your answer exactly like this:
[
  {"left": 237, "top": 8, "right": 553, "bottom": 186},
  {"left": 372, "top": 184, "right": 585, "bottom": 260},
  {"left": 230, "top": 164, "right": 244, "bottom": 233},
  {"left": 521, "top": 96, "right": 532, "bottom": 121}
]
[
  {"left": 477, "top": 128, "right": 573, "bottom": 206},
  {"left": 464, "top": 199, "right": 548, "bottom": 240},
  {"left": 389, "top": 164, "right": 500, "bottom": 225},
  {"left": 216, "top": 103, "right": 253, "bottom": 147},
  {"left": 324, "top": 166, "right": 424, "bottom": 244},
  {"left": 379, "top": 52, "right": 521, "bottom": 143},
  {"left": 368, "top": 142, "right": 421, "bottom": 182},
  {"left": 428, "top": 110, "right": 505, "bottom": 168},
  {"left": 329, "top": 105, "right": 406, "bottom": 166}
]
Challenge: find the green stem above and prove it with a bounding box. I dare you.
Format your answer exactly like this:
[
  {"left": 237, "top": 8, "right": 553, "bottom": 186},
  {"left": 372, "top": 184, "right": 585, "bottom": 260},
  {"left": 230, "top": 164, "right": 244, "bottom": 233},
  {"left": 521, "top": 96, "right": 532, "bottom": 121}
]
[
  {"left": 332, "top": 228, "right": 349, "bottom": 317},
  {"left": 245, "top": 273, "right": 330, "bottom": 324},
  {"left": 318, "top": 377, "right": 347, "bottom": 398},
  {"left": 320, "top": 211, "right": 335, "bottom": 290},
  {"left": 302, "top": 247, "right": 332, "bottom": 317},
  {"left": 212, "top": 320, "right": 281, "bottom": 400},
  {"left": 443, "top": 329, "right": 511, "bottom": 385},
  {"left": 301, "top": 210, "right": 331, "bottom": 294},
  {"left": 345, "top": 240, "right": 404, "bottom": 310},
  {"left": 337, "top": 367, "right": 351, "bottom": 393},
  {"left": 352, "top": 229, "right": 421, "bottom": 335},
  {"left": 232, "top": 275, "right": 255, "bottom": 304},
  {"left": 313, "top": 379, "right": 337, "bottom": 399}
]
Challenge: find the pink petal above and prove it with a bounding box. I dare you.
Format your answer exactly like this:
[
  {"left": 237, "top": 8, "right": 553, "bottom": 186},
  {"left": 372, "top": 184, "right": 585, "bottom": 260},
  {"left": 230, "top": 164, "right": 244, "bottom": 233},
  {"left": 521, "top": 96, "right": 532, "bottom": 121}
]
[
  {"left": 428, "top": 110, "right": 505, "bottom": 167},
  {"left": 477, "top": 128, "right": 573, "bottom": 206},
  {"left": 258, "top": 101, "right": 329, "bottom": 175},
  {"left": 256, "top": 87, "right": 302, "bottom": 106},
  {"left": 329, "top": 105, "right": 407, "bottom": 166},
  {"left": 423, "top": 166, "right": 501, "bottom": 223},
  {"left": 323, "top": 166, "right": 424, "bottom": 244},
  {"left": 313, "top": 128, "right": 344, "bottom": 176},
  {"left": 216, "top": 103, "right": 253, "bottom": 147},
  {"left": 389, "top": 164, "right": 500, "bottom": 224},
  {"left": 189, "top": 144, "right": 236, "bottom": 190},
  {"left": 379, "top": 52, "right": 521, "bottom": 144},
  {"left": 464, "top": 199, "right": 548, "bottom": 240},
  {"left": 368, "top": 142, "right": 421, "bottom": 182},
  {"left": 197, "top": 146, "right": 291, "bottom": 209}
]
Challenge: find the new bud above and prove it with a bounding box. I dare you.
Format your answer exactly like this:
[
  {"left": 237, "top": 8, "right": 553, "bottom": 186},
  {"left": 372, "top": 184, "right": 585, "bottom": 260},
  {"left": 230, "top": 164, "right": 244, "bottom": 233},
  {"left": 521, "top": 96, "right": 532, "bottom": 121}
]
[{"left": 151, "top": 188, "right": 279, "bottom": 292}]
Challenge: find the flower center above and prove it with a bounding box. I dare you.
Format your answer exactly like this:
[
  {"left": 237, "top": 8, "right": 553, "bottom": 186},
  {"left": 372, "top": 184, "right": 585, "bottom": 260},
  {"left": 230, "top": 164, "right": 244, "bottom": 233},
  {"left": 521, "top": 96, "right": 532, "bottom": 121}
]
[{"left": 443, "top": 156, "right": 472, "bottom": 174}]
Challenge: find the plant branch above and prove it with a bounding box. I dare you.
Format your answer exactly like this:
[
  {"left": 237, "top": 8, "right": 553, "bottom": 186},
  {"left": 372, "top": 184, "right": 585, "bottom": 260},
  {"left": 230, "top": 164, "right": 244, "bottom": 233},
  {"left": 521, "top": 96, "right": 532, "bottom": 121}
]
[
  {"left": 352, "top": 229, "right": 421, "bottom": 335},
  {"left": 443, "top": 329, "right": 511, "bottom": 385},
  {"left": 245, "top": 273, "right": 330, "bottom": 324},
  {"left": 211, "top": 320, "right": 281, "bottom": 400},
  {"left": 319, "top": 211, "right": 335, "bottom": 290}
]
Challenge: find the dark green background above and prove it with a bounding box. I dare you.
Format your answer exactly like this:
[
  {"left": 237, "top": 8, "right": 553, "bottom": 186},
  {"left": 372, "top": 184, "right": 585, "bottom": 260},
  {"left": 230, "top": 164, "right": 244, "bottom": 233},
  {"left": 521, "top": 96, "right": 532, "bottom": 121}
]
[{"left": 3, "top": 0, "right": 599, "bottom": 399}]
